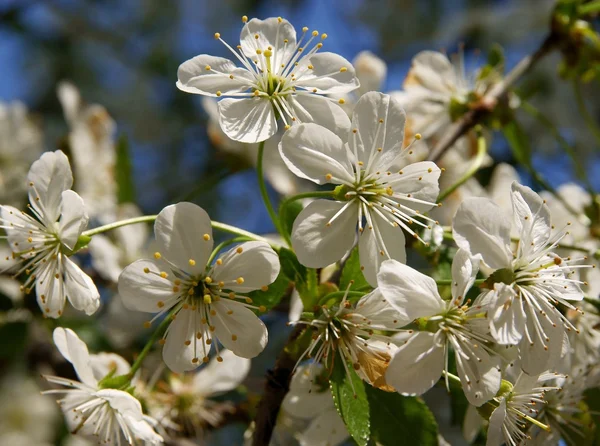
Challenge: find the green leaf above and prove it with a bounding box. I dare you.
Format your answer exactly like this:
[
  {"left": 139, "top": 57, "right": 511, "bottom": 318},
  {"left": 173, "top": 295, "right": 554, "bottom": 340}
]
[
  {"left": 0, "top": 321, "right": 28, "bottom": 359},
  {"left": 367, "top": 386, "right": 439, "bottom": 446},
  {"left": 245, "top": 269, "right": 290, "bottom": 311},
  {"left": 502, "top": 120, "right": 532, "bottom": 167},
  {"left": 115, "top": 135, "right": 136, "bottom": 204},
  {"left": 279, "top": 200, "right": 303, "bottom": 239},
  {"left": 278, "top": 247, "right": 320, "bottom": 307},
  {"left": 487, "top": 44, "right": 505, "bottom": 69},
  {"left": 339, "top": 247, "right": 369, "bottom": 292},
  {"left": 330, "top": 355, "right": 370, "bottom": 446}
]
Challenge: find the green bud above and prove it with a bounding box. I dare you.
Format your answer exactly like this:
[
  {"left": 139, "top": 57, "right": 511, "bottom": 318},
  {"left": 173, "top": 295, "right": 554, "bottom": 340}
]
[{"left": 333, "top": 184, "right": 351, "bottom": 201}]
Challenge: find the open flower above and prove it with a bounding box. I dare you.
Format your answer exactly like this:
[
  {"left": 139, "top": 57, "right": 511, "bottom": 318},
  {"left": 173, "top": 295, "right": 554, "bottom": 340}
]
[
  {"left": 0, "top": 150, "right": 100, "bottom": 318},
  {"left": 177, "top": 16, "right": 358, "bottom": 143},
  {"left": 43, "top": 328, "right": 163, "bottom": 445},
  {"left": 279, "top": 92, "right": 440, "bottom": 284},
  {"left": 453, "top": 182, "right": 589, "bottom": 375},
  {"left": 118, "top": 202, "right": 280, "bottom": 373},
  {"left": 380, "top": 249, "right": 501, "bottom": 406}
]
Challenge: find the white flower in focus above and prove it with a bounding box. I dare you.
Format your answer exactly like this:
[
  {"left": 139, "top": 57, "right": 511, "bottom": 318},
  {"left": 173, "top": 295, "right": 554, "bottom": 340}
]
[
  {"left": 177, "top": 16, "right": 358, "bottom": 143},
  {"left": 0, "top": 150, "right": 100, "bottom": 318},
  {"left": 486, "top": 372, "right": 559, "bottom": 446},
  {"left": 118, "top": 202, "right": 280, "bottom": 372},
  {"left": 279, "top": 92, "right": 441, "bottom": 285},
  {"left": 0, "top": 101, "right": 44, "bottom": 207},
  {"left": 148, "top": 350, "right": 250, "bottom": 438},
  {"left": 282, "top": 364, "right": 349, "bottom": 446},
  {"left": 58, "top": 82, "right": 118, "bottom": 222},
  {"left": 380, "top": 250, "right": 501, "bottom": 406},
  {"left": 453, "top": 182, "right": 589, "bottom": 375},
  {"left": 43, "top": 328, "right": 163, "bottom": 445}
]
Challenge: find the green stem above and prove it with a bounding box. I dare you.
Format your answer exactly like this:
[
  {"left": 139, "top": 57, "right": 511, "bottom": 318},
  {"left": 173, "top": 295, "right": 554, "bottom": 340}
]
[
  {"left": 574, "top": 80, "right": 600, "bottom": 148},
  {"left": 127, "top": 310, "right": 174, "bottom": 379},
  {"left": 578, "top": 0, "right": 600, "bottom": 15},
  {"left": 82, "top": 215, "right": 158, "bottom": 237},
  {"left": 211, "top": 221, "right": 267, "bottom": 242},
  {"left": 256, "top": 140, "right": 290, "bottom": 246},
  {"left": 441, "top": 370, "right": 462, "bottom": 385},
  {"left": 437, "top": 130, "right": 487, "bottom": 203},
  {"left": 521, "top": 100, "right": 595, "bottom": 196},
  {"left": 207, "top": 236, "right": 252, "bottom": 265}
]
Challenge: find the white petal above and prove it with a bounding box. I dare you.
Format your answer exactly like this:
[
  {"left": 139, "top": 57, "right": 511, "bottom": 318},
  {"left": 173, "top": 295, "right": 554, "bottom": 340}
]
[
  {"left": 35, "top": 258, "right": 65, "bottom": 318},
  {"left": 291, "top": 199, "right": 357, "bottom": 268},
  {"left": 358, "top": 210, "right": 406, "bottom": 287},
  {"left": 28, "top": 150, "right": 73, "bottom": 224},
  {"left": 162, "top": 308, "right": 199, "bottom": 373},
  {"left": 299, "top": 407, "right": 349, "bottom": 446},
  {"left": 154, "top": 202, "right": 213, "bottom": 275},
  {"left": 287, "top": 94, "right": 351, "bottom": 136},
  {"left": 486, "top": 399, "right": 507, "bottom": 446},
  {"left": 176, "top": 55, "right": 254, "bottom": 96},
  {"left": 118, "top": 259, "right": 178, "bottom": 313},
  {"left": 348, "top": 92, "right": 406, "bottom": 172},
  {"left": 211, "top": 299, "right": 268, "bottom": 358},
  {"left": 283, "top": 364, "right": 333, "bottom": 419},
  {"left": 89, "top": 353, "right": 131, "bottom": 381},
  {"left": 452, "top": 197, "right": 513, "bottom": 270},
  {"left": 57, "top": 81, "right": 81, "bottom": 125},
  {"left": 353, "top": 288, "right": 404, "bottom": 329},
  {"left": 296, "top": 52, "right": 359, "bottom": 94},
  {"left": 462, "top": 405, "right": 483, "bottom": 443},
  {"left": 278, "top": 123, "right": 353, "bottom": 185},
  {"left": 218, "top": 97, "right": 277, "bottom": 143},
  {"left": 377, "top": 259, "right": 445, "bottom": 325},
  {"left": 455, "top": 337, "right": 501, "bottom": 406},
  {"left": 240, "top": 17, "right": 296, "bottom": 64},
  {"left": 519, "top": 304, "right": 564, "bottom": 375},
  {"left": 88, "top": 235, "right": 123, "bottom": 283},
  {"left": 388, "top": 161, "right": 441, "bottom": 213},
  {"left": 58, "top": 190, "right": 88, "bottom": 250},
  {"left": 63, "top": 257, "right": 100, "bottom": 315},
  {"left": 404, "top": 51, "right": 457, "bottom": 94},
  {"left": 489, "top": 284, "right": 525, "bottom": 345},
  {"left": 94, "top": 388, "right": 144, "bottom": 421},
  {"left": 192, "top": 349, "right": 250, "bottom": 396},
  {"left": 386, "top": 331, "right": 444, "bottom": 396},
  {"left": 211, "top": 241, "right": 280, "bottom": 293},
  {"left": 511, "top": 182, "right": 551, "bottom": 260},
  {"left": 488, "top": 163, "right": 520, "bottom": 214},
  {"left": 451, "top": 249, "right": 478, "bottom": 304},
  {"left": 53, "top": 327, "right": 97, "bottom": 387},
  {"left": 353, "top": 50, "right": 387, "bottom": 95},
  {"left": 288, "top": 289, "right": 303, "bottom": 323}
]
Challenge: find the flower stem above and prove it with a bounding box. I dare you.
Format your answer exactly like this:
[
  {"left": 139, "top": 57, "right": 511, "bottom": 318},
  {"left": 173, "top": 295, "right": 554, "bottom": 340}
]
[
  {"left": 256, "top": 140, "right": 289, "bottom": 245},
  {"left": 127, "top": 310, "right": 174, "bottom": 379},
  {"left": 211, "top": 221, "right": 268, "bottom": 242},
  {"left": 437, "top": 129, "right": 487, "bottom": 203},
  {"left": 82, "top": 215, "right": 158, "bottom": 237},
  {"left": 441, "top": 370, "right": 462, "bottom": 385}
]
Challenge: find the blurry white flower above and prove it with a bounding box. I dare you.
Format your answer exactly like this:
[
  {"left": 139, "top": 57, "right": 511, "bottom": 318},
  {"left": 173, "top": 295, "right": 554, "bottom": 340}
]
[
  {"left": 0, "top": 101, "right": 44, "bottom": 207},
  {"left": 453, "top": 182, "right": 588, "bottom": 375},
  {"left": 282, "top": 364, "right": 349, "bottom": 446},
  {"left": 279, "top": 92, "right": 440, "bottom": 285},
  {"left": 44, "top": 328, "right": 163, "bottom": 445},
  {"left": 353, "top": 50, "right": 387, "bottom": 96},
  {"left": 0, "top": 150, "right": 100, "bottom": 318},
  {"left": 118, "top": 202, "right": 279, "bottom": 372},
  {"left": 58, "top": 82, "right": 118, "bottom": 222},
  {"left": 380, "top": 250, "right": 501, "bottom": 406},
  {"left": 0, "top": 374, "right": 59, "bottom": 446},
  {"left": 177, "top": 17, "right": 358, "bottom": 143}
]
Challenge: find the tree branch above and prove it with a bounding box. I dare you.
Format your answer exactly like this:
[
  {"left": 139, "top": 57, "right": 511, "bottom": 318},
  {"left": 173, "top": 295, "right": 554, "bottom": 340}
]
[
  {"left": 429, "top": 32, "right": 560, "bottom": 162},
  {"left": 252, "top": 325, "right": 305, "bottom": 446}
]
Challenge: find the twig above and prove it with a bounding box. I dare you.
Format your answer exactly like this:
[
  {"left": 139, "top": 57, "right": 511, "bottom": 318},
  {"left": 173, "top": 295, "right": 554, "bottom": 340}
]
[{"left": 429, "top": 33, "right": 559, "bottom": 162}]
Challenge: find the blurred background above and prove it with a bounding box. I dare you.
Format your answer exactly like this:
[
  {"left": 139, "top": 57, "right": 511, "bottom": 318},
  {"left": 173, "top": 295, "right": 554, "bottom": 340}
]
[{"left": 1, "top": 0, "right": 599, "bottom": 445}]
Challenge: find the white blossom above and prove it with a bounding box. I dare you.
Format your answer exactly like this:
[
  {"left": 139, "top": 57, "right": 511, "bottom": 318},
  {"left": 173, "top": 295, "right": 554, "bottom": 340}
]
[
  {"left": 118, "top": 202, "right": 279, "bottom": 372},
  {"left": 279, "top": 91, "right": 441, "bottom": 285},
  {"left": 380, "top": 250, "right": 501, "bottom": 406},
  {"left": 177, "top": 16, "right": 358, "bottom": 143},
  {"left": 0, "top": 150, "right": 100, "bottom": 318},
  {"left": 43, "top": 328, "right": 163, "bottom": 445}
]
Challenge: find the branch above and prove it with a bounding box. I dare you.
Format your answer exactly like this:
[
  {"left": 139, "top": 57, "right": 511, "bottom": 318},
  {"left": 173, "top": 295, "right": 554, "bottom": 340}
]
[
  {"left": 252, "top": 325, "right": 305, "bottom": 446},
  {"left": 429, "top": 33, "right": 559, "bottom": 162}
]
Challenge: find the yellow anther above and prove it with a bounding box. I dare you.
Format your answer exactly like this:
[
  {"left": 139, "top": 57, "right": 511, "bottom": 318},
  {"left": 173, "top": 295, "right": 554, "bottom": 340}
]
[
  {"left": 377, "top": 147, "right": 382, "bottom": 152},
  {"left": 216, "top": 258, "right": 223, "bottom": 265},
  {"left": 217, "top": 356, "right": 223, "bottom": 362},
  {"left": 386, "top": 187, "right": 394, "bottom": 196},
  {"left": 144, "top": 321, "right": 151, "bottom": 328},
  {"left": 285, "top": 125, "right": 291, "bottom": 130},
  {"left": 264, "top": 49, "right": 272, "bottom": 57},
  {"left": 174, "top": 279, "right": 181, "bottom": 285},
  {"left": 216, "top": 91, "right": 222, "bottom": 97},
  {"left": 143, "top": 267, "right": 150, "bottom": 274},
  {"left": 415, "top": 133, "right": 422, "bottom": 140},
  {"left": 214, "top": 32, "right": 221, "bottom": 39},
  {"left": 325, "top": 173, "right": 333, "bottom": 181},
  {"left": 210, "top": 310, "right": 216, "bottom": 316},
  {"left": 428, "top": 168, "right": 433, "bottom": 173},
  {"left": 379, "top": 118, "right": 384, "bottom": 123},
  {"left": 259, "top": 305, "right": 267, "bottom": 312},
  {"left": 205, "top": 277, "right": 213, "bottom": 284},
  {"left": 256, "top": 49, "right": 262, "bottom": 55},
  {"left": 205, "top": 65, "right": 211, "bottom": 71},
  {"left": 261, "top": 285, "right": 269, "bottom": 292},
  {"left": 203, "top": 294, "right": 212, "bottom": 304},
  {"left": 254, "top": 33, "right": 259, "bottom": 39},
  {"left": 232, "top": 334, "right": 238, "bottom": 341},
  {"left": 338, "top": 98, "right": 345, "bottom": 104},
  {"left": 242, "top": 15, "right": 248, "bottom": 22},
  {"left": 245, "top": 297, "right": 253, "bottom": 304},
  {"left": 307, "top": 64, "right": 314, "bottom": 70},
  {"left": 312, "top": 30, "right": 319, "bottom": 37},
  {"left": 236, "top": 277, "right": 245, "bottom": 284},
  {"left": 340, "top": 67, "right": 347, "bottom": 72},
  {"left": 154, "top": 252, "right": 161, "bottom": 259},
  {"left": 236, "top": 247, "right": 243, "bottom": 254},
  {"left": 158, "top": 272, "right": 167, "bottom": 279},
  {"left": 218, "top": 281, "right": 225, "bottom": 288},
  {"left": 283, "top": 38, "right": 289, "bottom": 43},
  {"left": 173, "top": 286, "right": 179, "bottom": 292},
  {"left": 302, "top": 26, "right": 308, "bottom": 32},
  {"left": 27, "top": 237, "right": 33, "bottom": 243},
  {"left": 317, "top": 43, "right": 323, "bottom": 48},
  {"left": 321, "top": 33, "right": 328, "bottom": 39},
  {"left": 203, "top": 233, "right": 210, "bottom": 241},
  {"left": 203, "top": 356, "right": 210, "bottom": 363},
  {"left": 189, "top": 259, "right": 196, "bottom": 266},
  {"left": 192, "top": 357, "right": 199, "bottom": 363},
  {"left": 254, "top": 90, "right": 260, "bottom": 96},
  {"left": 277, "top": 17, "right": 282, "bottom": 23},
  {"left": 159, "top": 339, "right": 166, "bottom": 345},
  {"left": 229, "top": 292, "right": 236, "bottom": 299},
  {"left": 229, "top": 74, "right": 234, "bottom": 79}
]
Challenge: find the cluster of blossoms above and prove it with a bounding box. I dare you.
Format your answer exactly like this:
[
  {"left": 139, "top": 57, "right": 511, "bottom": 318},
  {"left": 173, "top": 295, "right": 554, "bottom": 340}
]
[{"left": 1, "top": 14, "right": 600, "bottom": 446}]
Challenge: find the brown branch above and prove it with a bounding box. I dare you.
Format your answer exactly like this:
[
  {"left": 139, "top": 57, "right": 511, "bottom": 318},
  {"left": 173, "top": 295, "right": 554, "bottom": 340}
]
[
  {"left": 429, "top": 32, "right": 560, "bottom": 162},
  {"left": 252, "top": 325, "right": 305, "bottom": 446}
]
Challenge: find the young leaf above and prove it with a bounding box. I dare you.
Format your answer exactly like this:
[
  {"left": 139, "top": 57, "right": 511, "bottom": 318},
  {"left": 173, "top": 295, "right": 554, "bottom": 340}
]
[
  {"left": 245, "top": 269, "right": 290, "bottom": 311},
  {"left": 339, "top": 247, "right": 369, "bottom": 292},
  {"left": 366, "top": 386, "right": 439, "bottom": 446},
  {"left": 329, "top": 354, "right": 370, "bottom": 446},
  {"left": 502, "top": 120, "right": 532, "bottom": 168},
  {"left": 279, "top": 200, "right": 303, "bottom": 239}
]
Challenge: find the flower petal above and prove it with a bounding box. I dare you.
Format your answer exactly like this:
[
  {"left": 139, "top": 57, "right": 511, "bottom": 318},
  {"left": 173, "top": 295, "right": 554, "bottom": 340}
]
[
  {"left": 58, "top": 190, "right": 88, "bottom": 250},
  {"left": 63, "top": 256, "right": 100, "bottom": 315},
  {"left": 299, "top": 407, "right": 349, "bottom": 446},
  {"left": 35, "top": 258, "right": 65, "bottom": 319},
  {"left": 486, "top": 399, "right": 507, "bottom": 446},
  {"left": 218, "top": 97, "right": 277, "bottom": 143},
  {"left": 358, "top": 210, "right": 407, "bottom": 286},
  {"left": 388, "top": 161, "right": 441, "bottom": 213},
  {"left": 283, "top": 364, "right": 333, "bottom": 419},
  {"left": 386, "top": 331, "right": 444, "bottom": 396},
  {"left": 287, "top": 94, "right": 351, "bottom": 136},
  {"left": 452, "top": 197, "right": 513, "bottom": 270},
  {"left": 89, "top": 353, "right": 131, "bottom": 382},
  {"left": 89, "top": 235, "right": 123, "bottom": 283},
  {"left": 28, "top": 150, "right": 73, "bottom": 224},
  {"left": 94, "top": 388, "right": 144, "bottom": 421},
  {"left": 297, "top": 52, "right": 359, "bottom": 94},
  {"left": 176, "top": 55, "right": 254, "bottom": 96},
  {"left": 240, "top": 17, "right": 296, "bottom": 65},
  {"left": 518, "top": 303, "right": 564, "bottom": 375},
  {"left": 192, "top": 349, "right": 250, "bottom": 396},
  {"left": 162, "top": 308, "right": 199, "bottom": 373},
  {"left": 489, "top": 284, "right": 525, "bottom": 345},
  {"left": 454, "top": 336, "right": 501, "bottom": 406},
  {"left": 377, "top": 259, "right": 445, "bottom": 325},
  {"left": 53, "top": 327, "right": 97, "bottom": 387},
  {"left": 404, "top": 51, "right": 457, "bottom": 94},
  {"left": 451, "top": 249, "right": 478, "bottom": 304},
  {"left": 118, "top": 259, "right": 178, "bottom": 313},
  {"left": 291, "top": 199, "right": 357, "bottom": 268},
  {"left": 278, "top": 123, "right": 353, "bottom": 185},
  {"left": 211, "top": 241, "right": 280, "bottom": 293},
  {"left": 154, "top": 202, "right": 213, "bottom": 276},
  {"left": 353, "top": 288, "right": 404, "bottom": 329},
  {"left": 353, "top": 50, "right": 387, "bottom": 95},
  {"left": 348, "top": 92, "right": 405, "bottom": 173},
  {"left": 511, "top": 182, "right": 551, "bottom": 260}
]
